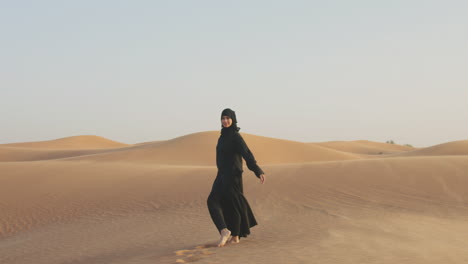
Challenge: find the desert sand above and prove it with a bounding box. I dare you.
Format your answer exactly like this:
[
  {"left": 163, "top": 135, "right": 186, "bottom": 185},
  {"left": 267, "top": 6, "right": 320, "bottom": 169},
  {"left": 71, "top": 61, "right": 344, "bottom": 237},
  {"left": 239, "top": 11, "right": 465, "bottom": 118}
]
[{"left": 1, "top": 132, "right": 467, "bottom": 264}]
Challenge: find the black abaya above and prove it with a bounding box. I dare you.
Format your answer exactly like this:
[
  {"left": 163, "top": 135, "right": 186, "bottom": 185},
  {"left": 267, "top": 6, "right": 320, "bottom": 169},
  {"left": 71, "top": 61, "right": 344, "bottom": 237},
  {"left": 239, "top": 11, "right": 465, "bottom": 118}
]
[{"left": 207, "top": 126, "right": 264, "bottom": 238}]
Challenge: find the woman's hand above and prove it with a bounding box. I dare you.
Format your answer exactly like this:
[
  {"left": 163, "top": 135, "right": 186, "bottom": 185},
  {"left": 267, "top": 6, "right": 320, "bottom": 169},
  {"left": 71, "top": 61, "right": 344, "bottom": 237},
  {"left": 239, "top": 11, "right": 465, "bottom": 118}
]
[{"left": 259, "top": 174, "right": 266, "bottom": 184}]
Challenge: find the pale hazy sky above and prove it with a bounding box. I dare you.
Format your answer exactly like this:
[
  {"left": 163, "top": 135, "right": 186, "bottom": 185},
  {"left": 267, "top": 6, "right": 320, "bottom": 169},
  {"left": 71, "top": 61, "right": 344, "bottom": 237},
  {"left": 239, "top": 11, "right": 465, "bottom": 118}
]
[{"left": 1, "top": 1, "right": 467, "bottom": 147}]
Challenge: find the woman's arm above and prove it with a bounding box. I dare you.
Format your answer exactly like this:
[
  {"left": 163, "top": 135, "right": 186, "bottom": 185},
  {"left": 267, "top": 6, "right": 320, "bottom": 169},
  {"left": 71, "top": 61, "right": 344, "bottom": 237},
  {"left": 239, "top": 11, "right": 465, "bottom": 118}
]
[{"left": 235, "top": 133, "right": 265, "bottom": 179}]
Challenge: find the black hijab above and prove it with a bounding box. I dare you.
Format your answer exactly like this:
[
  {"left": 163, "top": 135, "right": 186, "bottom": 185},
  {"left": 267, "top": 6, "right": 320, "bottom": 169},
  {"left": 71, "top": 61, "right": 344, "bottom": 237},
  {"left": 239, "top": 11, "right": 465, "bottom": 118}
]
[{"left": 221, "top": 108, "right": 240, "bottom": 135}]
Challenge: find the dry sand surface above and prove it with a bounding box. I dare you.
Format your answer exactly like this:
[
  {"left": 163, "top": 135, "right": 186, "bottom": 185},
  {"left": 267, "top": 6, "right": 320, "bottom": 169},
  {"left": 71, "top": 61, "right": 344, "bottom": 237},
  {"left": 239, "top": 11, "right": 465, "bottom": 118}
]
[{"left": 1, "top": 132, "right": 467, "bottom": 264}]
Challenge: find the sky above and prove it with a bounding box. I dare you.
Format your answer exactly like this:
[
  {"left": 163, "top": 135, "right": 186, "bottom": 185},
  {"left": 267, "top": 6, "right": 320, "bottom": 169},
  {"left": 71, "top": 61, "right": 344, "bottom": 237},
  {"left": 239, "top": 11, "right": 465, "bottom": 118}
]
[{"left": 1, "top": 0, "right": 467, "bottom": 147}]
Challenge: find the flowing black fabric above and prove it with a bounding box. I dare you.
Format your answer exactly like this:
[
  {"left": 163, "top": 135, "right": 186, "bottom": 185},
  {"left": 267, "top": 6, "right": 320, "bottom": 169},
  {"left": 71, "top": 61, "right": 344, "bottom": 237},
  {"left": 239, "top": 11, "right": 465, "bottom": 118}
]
[{"left": 207, "top": 125, "right": 264, "bottom": 238}]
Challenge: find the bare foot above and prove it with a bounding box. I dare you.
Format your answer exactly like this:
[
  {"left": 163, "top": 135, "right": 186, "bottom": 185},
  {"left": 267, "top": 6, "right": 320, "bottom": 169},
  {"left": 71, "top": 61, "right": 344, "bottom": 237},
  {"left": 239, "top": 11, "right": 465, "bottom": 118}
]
[
  {"left": 229, "top": 236, "right": 240, "bottom": 244},
  {"left": 217, "top": 228, "right": 231, "bottom": 247}
]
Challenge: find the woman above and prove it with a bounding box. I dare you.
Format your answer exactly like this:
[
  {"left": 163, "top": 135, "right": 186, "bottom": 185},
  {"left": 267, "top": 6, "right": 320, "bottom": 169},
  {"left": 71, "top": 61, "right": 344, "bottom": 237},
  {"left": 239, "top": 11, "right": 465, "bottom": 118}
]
[{"left": 207, "top": 108, "right": 266, "bottom": 247}]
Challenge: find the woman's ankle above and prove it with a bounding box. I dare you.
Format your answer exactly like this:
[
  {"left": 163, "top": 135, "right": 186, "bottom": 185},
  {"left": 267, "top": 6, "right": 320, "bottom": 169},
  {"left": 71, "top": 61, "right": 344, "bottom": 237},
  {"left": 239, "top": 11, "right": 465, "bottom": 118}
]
[
  {"left": 230, "top": 235, "right": 240, "bottom": 243},
  {"left": 220, "top": 228, "right": 230, "bottom": 235}
]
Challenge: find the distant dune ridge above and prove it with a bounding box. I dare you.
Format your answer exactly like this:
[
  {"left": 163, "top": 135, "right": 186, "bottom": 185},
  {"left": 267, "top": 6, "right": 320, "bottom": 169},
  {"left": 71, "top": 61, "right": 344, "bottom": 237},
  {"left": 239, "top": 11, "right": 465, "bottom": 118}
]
[
  {"left": 59, "top": 131, "right": 362, "bottom": 165},
  {"left": 394, "top": 140, "right": 468, "bottom": 156},
  {"left": 2, "top": 135, "right": 129, "bottom": 149},
  {"left": 316, "top": 140, "right": 414, "bottom": 155},
  {"left": 0, "top": 135, "right": 130, "bottom": 162},
  {"left": 1, "top": 131, "right": 468, "bottom": 264}
]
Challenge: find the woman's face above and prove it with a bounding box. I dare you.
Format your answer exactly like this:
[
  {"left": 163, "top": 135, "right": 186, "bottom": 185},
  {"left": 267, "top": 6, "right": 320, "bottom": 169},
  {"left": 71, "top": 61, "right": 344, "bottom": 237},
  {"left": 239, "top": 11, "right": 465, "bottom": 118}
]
[{"left": 221, "top": 116, "right": 232, "bottom": 128}]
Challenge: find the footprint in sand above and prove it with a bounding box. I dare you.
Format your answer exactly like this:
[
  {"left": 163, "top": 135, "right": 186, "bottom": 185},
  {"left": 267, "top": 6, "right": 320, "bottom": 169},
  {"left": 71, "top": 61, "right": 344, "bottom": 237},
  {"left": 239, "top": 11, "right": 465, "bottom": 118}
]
[{"left": 174, "top": 244, "right": 216, "bottom": 263}]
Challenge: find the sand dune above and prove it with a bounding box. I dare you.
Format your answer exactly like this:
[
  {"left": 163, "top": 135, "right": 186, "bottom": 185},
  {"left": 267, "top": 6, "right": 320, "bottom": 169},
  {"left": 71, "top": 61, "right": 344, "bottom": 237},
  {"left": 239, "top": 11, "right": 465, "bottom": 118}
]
[
  {"left": 0, "top": 131, "right": 360, "bottom": 163},
  {"left": 6, "top": 132, "right": 445, "bottom": 164},
  {"left": 0, "top": 146, "right": 116, "bottom": 162},
  {"left": 316, "top": 140, "right": 414, "bottom": 155},
  {"left": 133, "top": 140, "right": 166, "bottom": 146},
  {"left": 1, "top": 133, "right": 467, "bottom": 264},
  {"left": 62, "top": 131, "right": 361, "bottom": 165},
  {"left": 1, "top": 135, "right": 129, "bottom": 149},
  {"left": 393, "top": 140, "right": 468, "bottom": 157},
  {"left": 0, "top": 135, "right": 130, "bottom": 162}
]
